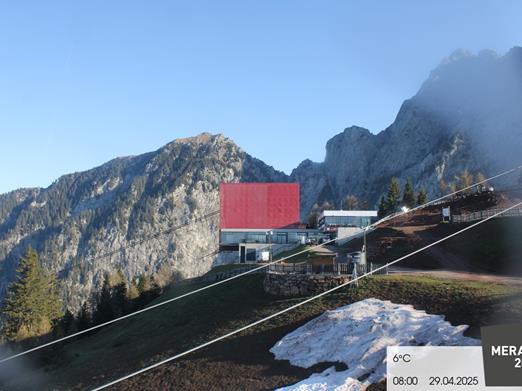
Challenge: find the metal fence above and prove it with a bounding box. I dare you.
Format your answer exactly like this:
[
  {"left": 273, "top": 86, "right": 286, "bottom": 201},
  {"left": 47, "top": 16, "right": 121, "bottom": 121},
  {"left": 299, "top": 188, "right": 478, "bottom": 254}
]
[
  {"left": 452, "top": 206, "right": 522, "bottom": 223},
  {"left": 267, "top": 262, "right": 389, "bottom": 276},
  {"left": 200, "top": 261, "right": 391, "bottom": 283}
]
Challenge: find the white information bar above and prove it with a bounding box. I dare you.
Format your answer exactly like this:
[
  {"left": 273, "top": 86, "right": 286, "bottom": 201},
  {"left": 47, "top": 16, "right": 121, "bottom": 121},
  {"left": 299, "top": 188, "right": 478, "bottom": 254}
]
[{"left": 387, "top": 346, "right": 519, "bottom": 391}]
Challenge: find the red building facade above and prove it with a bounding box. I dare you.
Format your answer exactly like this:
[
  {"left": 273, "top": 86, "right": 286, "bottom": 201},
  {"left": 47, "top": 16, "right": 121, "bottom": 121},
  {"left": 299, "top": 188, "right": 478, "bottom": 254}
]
[{"left": 220, "top": 183, "right": 300, "bottom": 229}]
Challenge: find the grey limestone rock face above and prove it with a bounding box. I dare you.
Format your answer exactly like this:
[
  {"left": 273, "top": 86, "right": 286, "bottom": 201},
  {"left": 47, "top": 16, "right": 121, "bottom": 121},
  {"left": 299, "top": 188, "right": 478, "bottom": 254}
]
[
  {"left": 292, "top": 48, "right": 522, "bottom": 216},
  {"left": 0, "top": 133, "right": 289, "bottom": 312}
]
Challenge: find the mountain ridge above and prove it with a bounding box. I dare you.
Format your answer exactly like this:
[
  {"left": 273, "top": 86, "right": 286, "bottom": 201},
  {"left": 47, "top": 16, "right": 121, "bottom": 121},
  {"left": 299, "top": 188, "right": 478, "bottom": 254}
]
[
  {"left": 1, "top": 47, "right": 521, "bottom": 313},
  {"left": 0, "top": 133, "right": 289, "bottom": 312}
]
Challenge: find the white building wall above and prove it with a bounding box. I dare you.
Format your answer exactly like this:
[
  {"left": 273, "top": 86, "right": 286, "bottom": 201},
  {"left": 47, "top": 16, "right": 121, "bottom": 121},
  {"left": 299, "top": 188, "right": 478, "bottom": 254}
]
[{"left": 336, "top": 227, "right": 364, "bottom": 245}]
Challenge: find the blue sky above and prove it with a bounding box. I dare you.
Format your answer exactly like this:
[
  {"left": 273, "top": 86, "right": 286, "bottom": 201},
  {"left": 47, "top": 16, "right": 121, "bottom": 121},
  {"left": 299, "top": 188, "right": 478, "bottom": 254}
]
[{"left": 1, "top": 1, "right": 521, "bottom": 193}]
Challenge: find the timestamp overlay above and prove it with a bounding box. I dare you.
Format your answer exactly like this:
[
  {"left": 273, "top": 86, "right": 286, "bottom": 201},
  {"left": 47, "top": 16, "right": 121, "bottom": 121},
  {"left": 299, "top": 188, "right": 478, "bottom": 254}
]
[{"left": 387, "top": 346, "right": 521, "bottom": 390}]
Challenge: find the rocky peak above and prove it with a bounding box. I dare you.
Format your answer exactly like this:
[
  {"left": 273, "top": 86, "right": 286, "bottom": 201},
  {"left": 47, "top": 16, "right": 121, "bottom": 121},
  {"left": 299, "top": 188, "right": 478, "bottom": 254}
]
[
  {"left": 293, "top": 47, "right": 522, "bottom": 215},
  {"left": 174, "top": 132, "right": 214, "bottom": 144},
  {"left": 325, "top": 126, "right": 373, "bottom": 157},
  {"left": 440, "top": 48, "right": 475, "bottom": 65},
  {"left": 0, "top": 133, "right": 287, "bottom": 312},
  {"left": 506, "top": 46, "right": 522, "bottom": 61},
  {"left": 170, "top": 132, "right": 231, "bottom": 147}
]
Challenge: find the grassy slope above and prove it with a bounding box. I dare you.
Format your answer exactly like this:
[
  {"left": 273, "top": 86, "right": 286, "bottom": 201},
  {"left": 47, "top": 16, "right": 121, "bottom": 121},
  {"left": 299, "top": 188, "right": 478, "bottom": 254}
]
[
  {"left": 440, "top": 217, "right": 522, "bottom": 274},
  {"left": 6, "top": 274, "right": 522, "bottom": 391},
  {"left": 346, "top": 217, "right": 522, "bottom": 273},
  {"left": 204, "top": 263, "right": 254, "bottom": 275}
]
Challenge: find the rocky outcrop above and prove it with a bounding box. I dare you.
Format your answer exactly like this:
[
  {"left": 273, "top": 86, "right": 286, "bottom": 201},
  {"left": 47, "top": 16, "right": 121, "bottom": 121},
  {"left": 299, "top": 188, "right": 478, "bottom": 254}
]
[
  {"left": 292, "top": 47, "right": 522, "bottom": 216},
  {"left": 0, "top": 133, "right": 289, "bottom": 312}
]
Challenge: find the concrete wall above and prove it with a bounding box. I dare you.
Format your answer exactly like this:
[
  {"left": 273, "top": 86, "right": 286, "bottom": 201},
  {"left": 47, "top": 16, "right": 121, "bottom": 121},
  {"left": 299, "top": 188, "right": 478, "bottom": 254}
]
[{"left": 336, "top": 226, "right": 363, "bottom": 245}]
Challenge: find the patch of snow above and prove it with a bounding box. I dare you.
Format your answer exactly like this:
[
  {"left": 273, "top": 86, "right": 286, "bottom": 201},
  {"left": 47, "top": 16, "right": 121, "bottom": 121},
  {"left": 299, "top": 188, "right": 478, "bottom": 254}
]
[{"left": 271, "top": 298, "right": 479, "bottom": 391}]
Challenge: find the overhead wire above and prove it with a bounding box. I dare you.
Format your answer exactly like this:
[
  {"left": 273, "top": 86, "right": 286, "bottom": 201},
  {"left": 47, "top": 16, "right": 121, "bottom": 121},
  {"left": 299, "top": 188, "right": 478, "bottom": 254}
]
[
  {"left": 0, "top": 165, "right": 520, "bottom": 364},
  {"left": 91, "top": 200, "right": 522, "bottom": 391},
  {"left": 81, "top": 210, "right": 220, "bottom": 264}
]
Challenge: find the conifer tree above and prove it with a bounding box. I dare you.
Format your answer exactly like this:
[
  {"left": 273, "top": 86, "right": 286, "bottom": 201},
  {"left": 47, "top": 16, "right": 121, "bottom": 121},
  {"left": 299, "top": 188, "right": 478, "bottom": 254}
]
[
  {"left": 377, "top": 196, "right": 388, "bottom": 218},
  {"left": 55, "top": 309, "right": 77, "bottom": 337},
  {"left": 111, "top": 270, "right": 127, "bottom": 317},
  {"left": 149, "top": 275, "right": 162, "bottom": 296},
  {"left": 94, "top": 275, "right": 113, "bottom": 324},
  {"left": 2, "top": 247, "right": 63, "bottom": 342},
  {"left": 76, "top": 302, "right": 91, "bottom": 331},
  {"left": 385, "top": 177, "right": 401, "bottom": 213},
  {"left": 306, "top": 201, "right": 334, "bottom": 229},
  {"left": 416, "top": 189, "right": 428, "bottom": 206},
  {"left": 306, "top": 203, "right": 321, "bottom": 228},
  {"left": 402, "top": 178, "right": 416, "bottom": 208}
]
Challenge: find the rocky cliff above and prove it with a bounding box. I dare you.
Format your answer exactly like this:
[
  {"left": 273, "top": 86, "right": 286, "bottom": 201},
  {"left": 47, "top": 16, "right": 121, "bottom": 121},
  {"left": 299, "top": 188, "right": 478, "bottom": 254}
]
[
  {"left": 0, "top": 134, "right": 288, "bottom": 311},
  {"left": 292, "top": 47, "right": 522, "bottom": 215}
]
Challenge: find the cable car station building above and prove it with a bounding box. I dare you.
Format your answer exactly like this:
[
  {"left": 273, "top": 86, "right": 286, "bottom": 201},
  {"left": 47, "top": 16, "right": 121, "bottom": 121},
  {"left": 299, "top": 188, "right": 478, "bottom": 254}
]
[
  {"left": 317, "top": 210, "right": 377, "bottom": 246},
  {"left": 219, "top": 183, "right": 320, "bottom": 263}
]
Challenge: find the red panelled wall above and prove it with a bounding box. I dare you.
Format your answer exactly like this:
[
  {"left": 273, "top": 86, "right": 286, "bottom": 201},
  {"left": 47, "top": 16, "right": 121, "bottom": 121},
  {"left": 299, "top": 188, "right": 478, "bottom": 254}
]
[{"left": 220, "top": 183, "right": 300, "bottom": 229}]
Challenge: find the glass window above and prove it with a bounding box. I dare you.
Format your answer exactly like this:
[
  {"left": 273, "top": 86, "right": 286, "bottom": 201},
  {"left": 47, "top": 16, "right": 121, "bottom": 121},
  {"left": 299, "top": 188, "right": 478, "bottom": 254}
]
[
  {"left": 275, "top": 232, "right": 288, "bottom": 244},
  {"left": 323, "top": 215, "right": 372, "bottom": 228},
  {"left": 288, "top": 232, "right": 298, "bottom": 243},
  {"left": 246, "top": 232, "right": 266, "bottom": 243}
]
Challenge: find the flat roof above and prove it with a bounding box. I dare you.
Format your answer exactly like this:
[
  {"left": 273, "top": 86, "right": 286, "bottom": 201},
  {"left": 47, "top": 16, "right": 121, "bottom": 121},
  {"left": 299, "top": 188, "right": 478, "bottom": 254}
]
[{"left": 320, "top": 210, "right": 378, "bottom": 217}]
